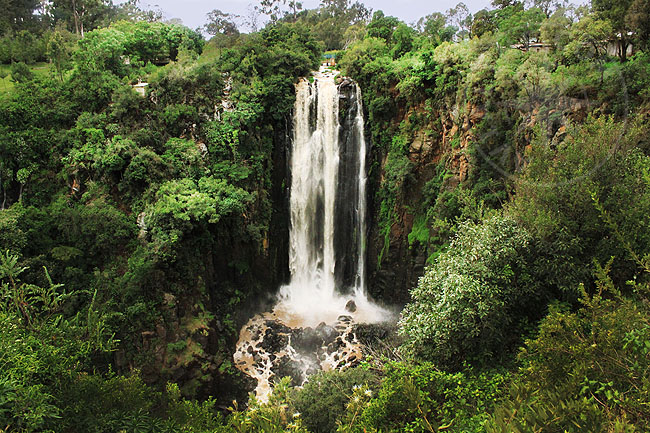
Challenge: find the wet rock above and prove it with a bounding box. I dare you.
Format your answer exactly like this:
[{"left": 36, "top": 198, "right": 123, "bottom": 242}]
[
  {"left": 337, "top": 315, "right": 352, "bottom": 322},
  {"left": 340, "top": 78, "right": 352, "bottom": 88},
  {"left": 353, "top": 322, "right": 400, "bottom": 350},
  {"left": 266, "top": 320, "right": 291, "bottom": 334},
  {"left": 293, "top": 327, "right": 322, "bottom": 352},
  {"left": 345, "top": 300, "right": 357, "bottom": 313},
  {"left": 273, "top": 355, "right": 304, "bottom": 387},
  {"left": 316, "top": 323, "right": 338, "bottom": 345},
  {"left": 260, "top": 327, "right": 289, "bottom": 352}
]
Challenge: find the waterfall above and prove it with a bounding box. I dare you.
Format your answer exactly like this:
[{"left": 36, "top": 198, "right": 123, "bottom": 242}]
[
  {"left": 234, "top": 69, "right": 390, "bottom": 400},
  {"left": 275, "top": 68, "right": 386, "bottom": 327}
]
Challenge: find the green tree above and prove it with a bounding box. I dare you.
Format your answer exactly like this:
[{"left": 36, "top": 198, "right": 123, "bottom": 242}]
[
  {"left": 204, "top": 9, "right": 240, "bottom": 55},
  {"left": 0, "top": 0, "right": 40, "bottom": 33},
  {"left": 51, "top": 0, "right": 112, "bottom": 37},
  {"left": 564, "top": 14, "right": 612, "bottom": 72},
  {"left": 417, "top": 12, "right": 457, "bottom": 44},
  {"left": 487, "top": 267, "right": 650, "bottom": 432},
  {"left": 471, "top": 8, "right": 496, "bottom": 38},
  {"left": 626, "top": 0, "right": 650, "bottom": 51},
  {"left": 446, "top": 2, "right": 472, "bottom": 40},
  {"left": 539, "top": 7, "right": 571, "bottom": 51},
  {"left": 592, "top": 0, "right": 633, "bottom": 61},
  {"left": 498, "top": 7, "right": 545, "bottom": 50},
  {"left": 47, "top": 27, "right": 73, "bottom": 81},
  {"left": 257, "top": 0, "right": 303, "bottom": 22}
]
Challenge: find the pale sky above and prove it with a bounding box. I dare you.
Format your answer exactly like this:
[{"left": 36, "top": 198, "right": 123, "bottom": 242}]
[{"left": 134, "top": 0, "right": 494, "bottom": 31}]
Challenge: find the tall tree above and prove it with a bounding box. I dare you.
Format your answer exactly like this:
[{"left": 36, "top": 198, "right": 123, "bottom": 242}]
[
  {"left": 498, "top": 7, "right": 545, "bottom": 50},
  {"left": 592, "top": 0, "right": 633, "bottom": 61},
  {"left": 51, "top": 0, "right": 112, "bottom": 37},
  {"left": 203, "top": 9, "right": 240, "bottom": 54},
  {"left": 539, "top": 7, "right": 571, "bottom": 51},
  {"left": 319, "top": 0, "right": 370, "bottom": 23},
  {"left": 0, "top": 0, "right": 40, "bottom": 33},
  {"left": 471, "top": 8, "right": 497, "bottom": 38},
  {"left": 529, "top": 0, "right": 567, "bottom": 18},
  {"left": 626, "top": 0, "right": 650, "bottom": 51},
  {"left": 446, "top": 2, "right": 472, "bottom": 40},
  {"left": 112, "top": 0, "right": 163, "bottom": 23},
  {"left": 256, "top": 0, "right": 303, "bottom": 22},
  {"left": 417, "top": 12, "right": 457, "bottom": 44},
  {"left": 204, "top": 9, "right": 239, "bottom": 37},
  {"left": 491, "top": 0, "right": 522, "bottom": 9}
]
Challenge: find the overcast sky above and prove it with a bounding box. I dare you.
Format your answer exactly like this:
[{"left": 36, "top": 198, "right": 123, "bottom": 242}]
[{"left": 133, "top": 0, "right": 494, "bottom": 31}]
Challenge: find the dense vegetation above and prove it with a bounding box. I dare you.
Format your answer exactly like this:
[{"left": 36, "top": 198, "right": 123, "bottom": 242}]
[{"left": 1, "top": 0, "right": 649, "bottom": 431}]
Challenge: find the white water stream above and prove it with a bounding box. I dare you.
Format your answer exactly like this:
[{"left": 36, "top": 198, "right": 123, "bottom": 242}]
[
  {"left": 234, "top": 68, "right": 389, "bottom": 400},
  {"left": 275, "top": 68, "right": 386, "bottom": 327}
]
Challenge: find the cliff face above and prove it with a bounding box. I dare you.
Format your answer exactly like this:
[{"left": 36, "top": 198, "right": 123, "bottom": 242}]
[
  {"left": 365, "top": 101, "right": 485, "bottom": 305},
  {"left": 365, "top": 96, "right": 588, "bottom": 306}
]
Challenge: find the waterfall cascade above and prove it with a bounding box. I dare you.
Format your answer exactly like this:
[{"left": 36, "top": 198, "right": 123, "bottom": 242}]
[
  {"left": 234, "top": 68, "right": 389, "bottom": 400},
  {"left": 274, "top": 68, "right": 385, "bottom": 326}
]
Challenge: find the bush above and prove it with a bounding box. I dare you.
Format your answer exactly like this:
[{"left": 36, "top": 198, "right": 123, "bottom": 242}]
[
  {"left": 486, "top": 266, "right": 650, "bottom": 433},
  {"left": 510, "top": 117, "right": 650, "bottom": 295},
  {"left": 337, "top": 362, "right": 508, "bottom": 433},
  {"left": 10, "top": 62, "right": 33, "bottom": 83},
  {"left": 399, "top": 214, "right": 537, "bottom": 367},
  {"left": 291, "top": 368, "right": 379, "bottom": 433}
]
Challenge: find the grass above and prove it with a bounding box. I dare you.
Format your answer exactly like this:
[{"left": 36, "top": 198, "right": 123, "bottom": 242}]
[
  {"left": 0, "top": 62, "right": 55, "bottom": 98},
  {"left": 0, "top": 64, "right": 15, "bottom": 96}
]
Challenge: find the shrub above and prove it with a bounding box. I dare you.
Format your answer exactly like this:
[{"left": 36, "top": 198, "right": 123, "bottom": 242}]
[
  {"left": 399, "top": 214, "right": 537, "bottom": 367},
  {"left": 337, "top": 362, "right": 508, "bottom": 433},
  {"left": 486, "top": 265, "right": 650, "bottom": 433},
  {"left": 291, "top": 368, "right": 379, "bottom": 433}
]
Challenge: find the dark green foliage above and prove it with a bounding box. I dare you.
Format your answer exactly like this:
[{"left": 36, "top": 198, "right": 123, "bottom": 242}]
[
  {"left": 10, "top": 62, "right": 34, "bottom": 83},
  {"left": 486, "top": 267, "right": 650, "bottom": 432},
  {"left": 291, "top": 368, "right": 379, "bottom": 433},
  {"left": 510, "top": 117, "right": 650, "bottom": 294}
]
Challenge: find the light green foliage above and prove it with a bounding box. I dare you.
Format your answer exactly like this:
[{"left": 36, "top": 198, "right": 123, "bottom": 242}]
[
  {"left": 162, "top": 138, "right": 205, "bottom": 180},
  {"left": 337, "top": 362, "right": 507, "bottom": 433},
  {"left": 564, "top": 15, "right": 613, "bottom": 61},
  {"left": 399, "top": 214, "right": 535, "bottom": 367},
  {"left": 592, "top": 0, "right": 634, "bottom": 61},
  {"left": 0, "top": 254, "right": 115, "bottom": 432},
  {"left": 0, "top": 205, "right": 27, "bottom": 254},
  {"left": 75, "top": 21, "right": 203, "bottom": 76},
  {"left": 539, "top": 8, "right": 571, "bottom": 51},
  {"left": 226, "top": 378, "right": 310, "bottom": 433},
  {"left": 147, "top": 177, "right": 251, "bottom": 252}
]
